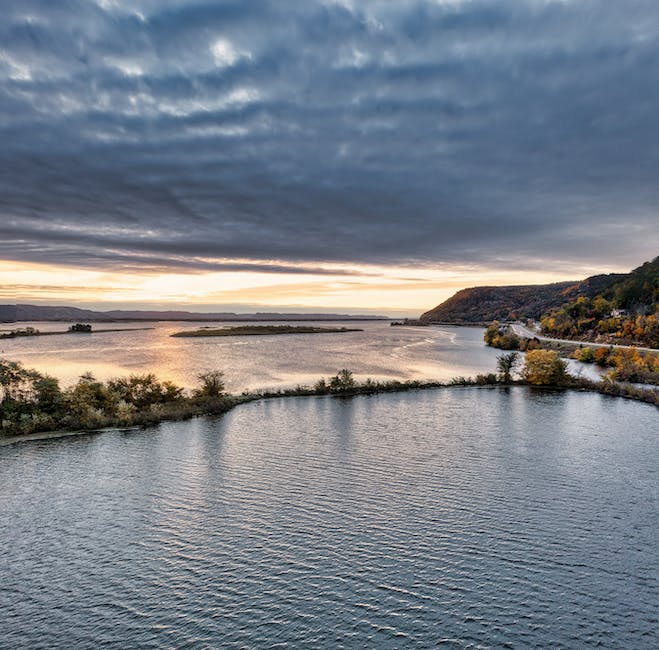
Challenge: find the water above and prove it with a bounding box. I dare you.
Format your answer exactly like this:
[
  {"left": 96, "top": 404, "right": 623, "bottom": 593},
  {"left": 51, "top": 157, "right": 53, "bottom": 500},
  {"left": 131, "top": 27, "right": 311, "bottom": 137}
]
[
  {"left": 1, "top": 320, "right": 605, "bottom": 390},
  {"left": 0, "top": 321, "right": 511, "bottom": 390},
  {"left": 1, "top": 388, "right": 656, "bottom": 648}
]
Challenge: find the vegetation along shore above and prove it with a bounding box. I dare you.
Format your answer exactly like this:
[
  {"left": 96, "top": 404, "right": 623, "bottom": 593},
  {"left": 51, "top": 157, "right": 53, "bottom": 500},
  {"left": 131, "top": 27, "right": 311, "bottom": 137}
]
[
  {"left": 1, "top": 352, "right": 656, "bottom": 444},
  {"left": 422, "top": 256, "right": 658, "bottom": 349},
  {"left": 0, "top": 324, "right": 154, "bottom": 339},
  {"left": 484, "top": 321, "right": 659, "bottom": 385}
]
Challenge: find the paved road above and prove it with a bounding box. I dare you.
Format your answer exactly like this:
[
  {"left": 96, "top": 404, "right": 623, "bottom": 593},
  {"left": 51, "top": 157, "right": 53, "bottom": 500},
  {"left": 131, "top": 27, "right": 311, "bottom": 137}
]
[{"left": 509, "top": 322, "right": 657, "bottom": 353}]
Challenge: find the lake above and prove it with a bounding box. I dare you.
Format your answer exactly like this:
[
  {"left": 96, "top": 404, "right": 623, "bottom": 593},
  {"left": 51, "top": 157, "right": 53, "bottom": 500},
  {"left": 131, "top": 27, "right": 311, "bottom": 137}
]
[
  {"left": 0, "top": 387, "right": 656, "bottom": 648},
  {"left": 0, "top": 320, "right": 603, "bottom": 390}
]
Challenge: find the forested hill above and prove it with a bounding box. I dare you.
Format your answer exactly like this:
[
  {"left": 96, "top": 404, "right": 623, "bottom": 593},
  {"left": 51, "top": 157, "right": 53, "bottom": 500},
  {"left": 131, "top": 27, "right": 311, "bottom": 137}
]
[
  {"left": 419, "top": 274, "right": 624, "bottom": 323},
  {"left": 419, "top": 257, "right": 659, "bottom": 324},
  {"left": 539, "top": 257, "right": 658, "bottom": 346}
]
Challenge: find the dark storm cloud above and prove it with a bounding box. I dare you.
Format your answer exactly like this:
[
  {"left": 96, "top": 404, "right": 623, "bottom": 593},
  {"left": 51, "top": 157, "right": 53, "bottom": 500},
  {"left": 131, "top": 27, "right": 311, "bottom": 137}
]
[{"left": 1, "top": 0, "right": 658, "bottom": 272}]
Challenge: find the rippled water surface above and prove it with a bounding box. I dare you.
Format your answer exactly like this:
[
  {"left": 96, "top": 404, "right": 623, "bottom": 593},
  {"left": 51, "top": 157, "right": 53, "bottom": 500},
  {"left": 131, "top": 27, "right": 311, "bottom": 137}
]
[
  {"left": 1, "top": 388, "right": 657, "bottom": 648},
  {"left": 1, "top": 319, "right": 605, "bottom": 390},
  {"left": 0, "top": 320, "right": 513, "bottom": 390}
]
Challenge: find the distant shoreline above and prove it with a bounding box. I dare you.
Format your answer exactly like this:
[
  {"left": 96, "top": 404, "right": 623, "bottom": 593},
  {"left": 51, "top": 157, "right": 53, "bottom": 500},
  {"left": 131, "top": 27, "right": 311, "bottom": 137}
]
[
  {"left": 0, "top": 304, "right": 391, "bottom": 323},
  {"left": 1, "top": 317, "right": 389, "bottom": 324},
  {"left": 0, "top": 326, "right": 154, "bottom": 339}
]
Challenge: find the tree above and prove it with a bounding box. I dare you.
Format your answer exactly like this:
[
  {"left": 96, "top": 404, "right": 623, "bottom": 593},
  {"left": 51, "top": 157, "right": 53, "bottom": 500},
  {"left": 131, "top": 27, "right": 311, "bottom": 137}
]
[
  {"left": 522, "top": 350, "right": 568, "bottom": 385},
  {"left": 66, "top": 372, "right": 118, "bottom": 416},
  {"left": 107, "top": 373, "right": 183, "bottom": 408},
  {"left": 484, "top": 321, "right": 501, "bottom": 345},
  {"left": 194, "top": 370, "right": 225, "bottom": 399},
  {"left": 594, "top": 347, "right": 612, "bottom": 366},
  {"left": 576, "top": 347, "right": 595, "bottom": 363},
  {"left": 33, "top": 374, "right": 64, "bottom": 413},
  {"left": 496, "top": 352, "right": 520, "bottom": 383},
  {"left": 0, "top": 360, "right": 63, "bottom": 421},
  {"left": 328, "top": 369, "right": 356, "bottom": 392},
  {"left": 0, "top": 360, "right": 30, "bottom": 402},
  {"left": 69, "top": 323, "right": 92, "bottom": 332}
]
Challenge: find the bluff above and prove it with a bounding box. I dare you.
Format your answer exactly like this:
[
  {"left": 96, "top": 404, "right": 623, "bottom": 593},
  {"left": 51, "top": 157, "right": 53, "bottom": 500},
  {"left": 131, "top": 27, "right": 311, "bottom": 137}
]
[{"left": 420, "top": 273, "right": 627, "bottom": 323}]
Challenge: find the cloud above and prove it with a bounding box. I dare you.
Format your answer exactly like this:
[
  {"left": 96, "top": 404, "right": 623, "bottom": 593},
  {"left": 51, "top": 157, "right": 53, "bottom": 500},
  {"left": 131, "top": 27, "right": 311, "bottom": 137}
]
[{"left": 0, "top": 0, "right": 657, "bottom": 275}]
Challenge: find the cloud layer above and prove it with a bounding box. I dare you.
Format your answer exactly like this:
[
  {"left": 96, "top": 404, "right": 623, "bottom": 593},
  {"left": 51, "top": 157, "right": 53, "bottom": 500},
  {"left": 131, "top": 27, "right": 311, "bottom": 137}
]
[{"left": 1, "top": 0, "right": 658, "bottom": 274}]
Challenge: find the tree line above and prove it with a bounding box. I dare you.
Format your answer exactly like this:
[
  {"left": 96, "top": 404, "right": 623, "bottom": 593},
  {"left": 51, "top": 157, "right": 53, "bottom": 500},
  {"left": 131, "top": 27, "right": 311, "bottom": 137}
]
[{"left": 1, "top": 354, "right": 656, "bottom": 439}]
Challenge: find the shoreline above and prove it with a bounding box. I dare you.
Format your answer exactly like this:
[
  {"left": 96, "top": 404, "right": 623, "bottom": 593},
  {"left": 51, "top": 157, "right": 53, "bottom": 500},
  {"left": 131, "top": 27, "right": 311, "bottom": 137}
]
[
  {"left": 0, "top": 326, "right": 154, "bottom": 340},
  {"left": 2, "top": 379, "right": 655, "bottom": 447}
]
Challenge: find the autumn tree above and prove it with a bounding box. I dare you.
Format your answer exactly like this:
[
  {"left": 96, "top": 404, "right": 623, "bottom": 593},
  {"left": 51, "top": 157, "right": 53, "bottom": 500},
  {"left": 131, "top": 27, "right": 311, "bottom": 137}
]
[{"left": 522, "top": 350, "right": 569, "bottom": 385}]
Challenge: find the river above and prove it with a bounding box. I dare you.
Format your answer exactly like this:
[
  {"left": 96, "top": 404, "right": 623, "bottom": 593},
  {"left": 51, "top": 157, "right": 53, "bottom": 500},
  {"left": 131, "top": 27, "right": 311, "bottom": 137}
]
[
  {"left": 0, "top": 320, "right": 603, "bottom": 390},
  {"left": 0, "top": 387, "right": 656, "bottom": 648}
]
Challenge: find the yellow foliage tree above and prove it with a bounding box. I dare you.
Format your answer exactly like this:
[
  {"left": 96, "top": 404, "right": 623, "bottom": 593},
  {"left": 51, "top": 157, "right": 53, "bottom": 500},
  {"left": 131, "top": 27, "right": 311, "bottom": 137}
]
[{"left": 522, "top": 350, "right": 568, "bottom": 385}]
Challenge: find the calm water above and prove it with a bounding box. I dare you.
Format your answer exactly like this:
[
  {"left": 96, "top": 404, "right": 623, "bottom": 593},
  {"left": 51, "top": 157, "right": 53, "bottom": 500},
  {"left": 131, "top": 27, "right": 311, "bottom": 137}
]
[
  {"left": 1, "top": 388, "right": 657, "bottom": 648},
  {"left": 0, "top": 320, "right": 603, "bottom": 390}
]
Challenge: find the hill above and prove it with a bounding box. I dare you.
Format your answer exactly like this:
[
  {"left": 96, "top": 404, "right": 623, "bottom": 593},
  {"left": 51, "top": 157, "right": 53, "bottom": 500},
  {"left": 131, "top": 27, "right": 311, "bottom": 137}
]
[
  {"left": 420, "top": 274, "right": 624, "bottom": 323},
  {"left": 421, "top": 256, "right": 658, "bottom": 347},
  {"left": 540, "top": 257, "right": 658, "bottom": 347},
  {"left": 0, "top": 305, "right": 386, "bottom": 323}
]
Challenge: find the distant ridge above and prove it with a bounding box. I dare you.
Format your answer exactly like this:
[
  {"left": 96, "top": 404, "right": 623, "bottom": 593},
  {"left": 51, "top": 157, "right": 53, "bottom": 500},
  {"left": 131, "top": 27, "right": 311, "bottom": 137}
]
[
  {"left": 0, "top": 304, "right": 387, "bottom": 323},
  {"left": 420, "top": 273, "right": 627, "bottom": 323}
]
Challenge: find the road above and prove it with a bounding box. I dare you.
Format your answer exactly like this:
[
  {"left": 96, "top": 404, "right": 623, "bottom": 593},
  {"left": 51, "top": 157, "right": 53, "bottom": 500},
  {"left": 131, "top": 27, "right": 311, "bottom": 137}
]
[{"left": 509, "top": 322, "right": 657, "bottom": 354}]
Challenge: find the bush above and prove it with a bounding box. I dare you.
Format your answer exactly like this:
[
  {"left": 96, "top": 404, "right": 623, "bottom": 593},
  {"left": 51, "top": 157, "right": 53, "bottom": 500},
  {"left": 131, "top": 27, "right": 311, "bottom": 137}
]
[
  {"left": 107, "top": 373, "right": 183, "bottom": 408},
  {"left": 328, "top": 369, "right": 356, "bottom": 392},
  {"left": 475, "top": 373, "right": 498, "bottom": 385},
  {"left": 193, "top": 370, "right": 226, "bottom": 399},
  {"left": 577, "top": 347, "right": 595, "bottom": 363},
  {"left": 66, "top": 373, "right": 119, "bottom": 417},
  {"left": 313, "top": 378, "right": 328, "bottom": 393}
]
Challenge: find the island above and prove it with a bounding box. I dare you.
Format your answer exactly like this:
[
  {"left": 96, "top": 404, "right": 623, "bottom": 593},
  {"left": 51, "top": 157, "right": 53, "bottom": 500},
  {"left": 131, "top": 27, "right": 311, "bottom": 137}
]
[
  {"left": 171, "top": 325, "right": 363, "bottom": 338},
  {"left": 0, "top": 324, "right": 153, "bottom": 339}
]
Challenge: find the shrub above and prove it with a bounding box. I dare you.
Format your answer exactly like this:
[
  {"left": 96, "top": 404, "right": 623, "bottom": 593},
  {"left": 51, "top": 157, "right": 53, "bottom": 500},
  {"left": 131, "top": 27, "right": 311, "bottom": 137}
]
[
  {"left": 328, "top": 369, "right": 356, "bottom": 392},
  {"left": 193, "top": 370, "right": 226, "bottom": 399},
  {"left": 107, "top": 374, "right": 183, "bottom": 408},
  {"left": 594, "top": 347, "right": 612, "bottom": 366},
  {"left": 66, "top": 373, "right": 119, "bottom": 417},
  {"left": 475, "top": 373, "right": 498, "bottom": 385}
]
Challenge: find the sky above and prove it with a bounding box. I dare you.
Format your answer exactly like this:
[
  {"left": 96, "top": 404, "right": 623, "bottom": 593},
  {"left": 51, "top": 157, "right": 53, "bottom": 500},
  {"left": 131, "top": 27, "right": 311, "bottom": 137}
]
[{"left": 0, "top": 0, "right": 657, "bottom": 316}]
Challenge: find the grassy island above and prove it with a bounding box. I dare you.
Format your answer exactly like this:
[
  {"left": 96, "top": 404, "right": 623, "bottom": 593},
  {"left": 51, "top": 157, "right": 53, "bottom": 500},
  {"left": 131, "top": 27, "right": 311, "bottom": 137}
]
[
  {"left": 171, "top": 325, "right": 363, "bottom": 337},
  {"left": 0, "top": 325, "right": 153, "bottom": 339}
]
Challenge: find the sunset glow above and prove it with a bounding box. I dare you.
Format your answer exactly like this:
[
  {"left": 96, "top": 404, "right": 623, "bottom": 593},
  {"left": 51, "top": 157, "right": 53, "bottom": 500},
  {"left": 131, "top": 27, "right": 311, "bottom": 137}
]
[{"left": 0, "top": 258, "right": 621, "bottom": 316}]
